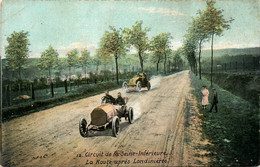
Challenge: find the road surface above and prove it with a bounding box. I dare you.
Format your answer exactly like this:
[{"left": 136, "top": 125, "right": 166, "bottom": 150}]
[{"left": 2, "top": 70, "right": 193, "bottom": 167}]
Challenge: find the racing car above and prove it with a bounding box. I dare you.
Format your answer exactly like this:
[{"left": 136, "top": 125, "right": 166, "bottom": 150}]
[
  {"left": 122, "top": 72, "right": 151, "bottom": 92},
  {"left": 79, "top": 95, "right": 134, "bottom": 137}
]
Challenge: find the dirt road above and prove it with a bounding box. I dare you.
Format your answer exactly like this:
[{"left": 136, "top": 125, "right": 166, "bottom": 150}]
[{"left": 2, "top": 70, "right": 193, "bottom": 167}]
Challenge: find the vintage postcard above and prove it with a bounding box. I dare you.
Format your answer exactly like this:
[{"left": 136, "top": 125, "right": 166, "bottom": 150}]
[{"left": 0, "top": 0, "right": 259, "bottom": 166}]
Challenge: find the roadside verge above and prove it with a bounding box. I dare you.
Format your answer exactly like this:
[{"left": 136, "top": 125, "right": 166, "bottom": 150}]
[{"left": 188, "top": 72, "right": 259, "bottom": 166}]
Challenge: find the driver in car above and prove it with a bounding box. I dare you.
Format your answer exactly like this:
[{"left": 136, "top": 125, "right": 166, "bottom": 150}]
[
  {"left": 103, "top": 90, "right": 115, "bottom": 104},
  {"left": 116, "top": 92, "right": 125, "bottom": 105},
  {"left": 116, "top": 92, "right": 126, "bottom": 120}
]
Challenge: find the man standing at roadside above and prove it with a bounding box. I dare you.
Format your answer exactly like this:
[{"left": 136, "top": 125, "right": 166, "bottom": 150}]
[{"left": 209, "top": 88, "right": 218, "bottom": 113}]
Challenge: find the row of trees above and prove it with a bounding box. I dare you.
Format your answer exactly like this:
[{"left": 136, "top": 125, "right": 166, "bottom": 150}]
[
  {"left": 182, "top": 0, "right": 233, "bottom": 85},
  {"left": 98, "top": 22, "right": 174, "bottom": 84},
  {"left": 5, "top": 33, "right": 108, "bottom": 81},
  {"left": 5, "top": 21, "right": 182, "bottom": 85},
  {"left": 38, "top": 46, "right": 98, "bottom": 81}
]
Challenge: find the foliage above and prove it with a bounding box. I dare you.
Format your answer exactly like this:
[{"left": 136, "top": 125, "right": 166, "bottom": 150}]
[
  {"left": 182, "top": 32, "right": 197, "bottom": 73},
  {"left": 150, "top": 33, "right": 172, "bottom": 74},
  {"left": 67, "top": 49, "right": 79, "bottom": 67},
  {"left": 150, "top": 51, "right": 163, "bottom": 73},
  {"left": 38, "top": 45, "right": 59, "bottom": 78},
  {"left": 99, "top": 26, "right": 126, "bottom": 57},
  {"left": 98, "top": 26, "right": 126, "bottom": 85},
  {"left": 187, "top": 11, "right": 210, "bottom": 79},
  {"left": 79, "top": 49, "right": 90, "bottom": 67},
  {"left": 188, "top": 11, "right": 209, "bottom": 45},
  {"left": 201, "top": 0, "right": 233, "bottom": 85},
  {"left": 172, "top": 49, "right": 184, "bottom": 70},
  {"left": 202, "top": 1, "right": 231, "bottom": 36},
  {"left": 56, "top": 58, "right": 68, "bottom": 77},
  {"left": 67, "top": 49, "right": 79, "bottom": 79},
  {"left": 79, "top": 49, "right": 91, "bottom": 77},
  {"left": 5, "top": 31, "right": 30, "bottom": 79},
  {"left": 92, "top": 54, "right": 102, "bottom": 73},
  {"left": 123, "top": 20, "right": 150, "bottom": 72},
  {"left": 182, "top": 0, "right": 233, "bottom": 79}
]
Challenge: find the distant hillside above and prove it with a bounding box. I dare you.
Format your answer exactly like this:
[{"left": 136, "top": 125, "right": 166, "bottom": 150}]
[
  {"left": 2, "top": 58, "right": 40, "bottom": 67},
  {"left": 201, "top": 47, "right": 260, "bottom": 57}
]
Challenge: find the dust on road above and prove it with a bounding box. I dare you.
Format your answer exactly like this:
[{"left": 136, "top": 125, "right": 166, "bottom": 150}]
[{"left": 2, "top": 70, "right": 194, "bottom": 167}]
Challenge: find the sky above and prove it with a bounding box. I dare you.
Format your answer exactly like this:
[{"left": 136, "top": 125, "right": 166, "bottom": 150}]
[{"left": 0, "top": 0, "right": 259, "bottom": 58}]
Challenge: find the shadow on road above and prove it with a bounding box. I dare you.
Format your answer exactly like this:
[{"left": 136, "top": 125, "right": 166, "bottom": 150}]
[{"left": 86, "top": 121, "right": 132, "bottom": 138}]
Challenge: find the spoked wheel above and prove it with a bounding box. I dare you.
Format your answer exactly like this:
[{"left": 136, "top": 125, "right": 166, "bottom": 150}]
[
  {"left": 79, "top": 118, "right": 88, "bottom": 137},
  {"left": 147, "top": 81, "right": 151, "bottom": 91},
  {"left": 122, "top": 81, "right": 129, "bottom": 93},
  {"left": 136, "top": 81, "right": 142, "bottom": 92},
  {"left": 112, "top": 116, "right": 120, "bottom": 137},
  {"left": 128, "top": 107, "right": 134, "bottom": 124}
]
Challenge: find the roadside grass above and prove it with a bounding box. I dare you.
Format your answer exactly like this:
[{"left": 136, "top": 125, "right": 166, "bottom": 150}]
[
  {"left": 2, "top": 81, "right": 123, "bottom": 122},
  {"left": 190, "top": 73, "right": 259, "bottom": 166}
]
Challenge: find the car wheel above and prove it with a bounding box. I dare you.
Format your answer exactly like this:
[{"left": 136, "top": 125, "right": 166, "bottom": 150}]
[
  {"left": 147, "top": 81, "right": 151, "bottom": 91},
  {"left": 79, "top": 118, "right": 88, "bottom": 137},
  {"left": 136, "top": 81, "right": 142, "bottom": 92},
  {"left": 112, "top": 116, "right": 120, "bottom": 137},
  {"left": 128, "top": 107, "right": 134, "bottom": 124}
]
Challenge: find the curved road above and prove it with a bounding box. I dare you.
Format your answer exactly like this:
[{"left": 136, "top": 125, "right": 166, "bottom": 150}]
[{"left": 2, "top": 70, "right": 192, "bottom": 167}]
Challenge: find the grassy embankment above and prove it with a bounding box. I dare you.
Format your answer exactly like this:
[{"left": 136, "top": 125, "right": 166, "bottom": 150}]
[
  {"left": 203, "top": 72, "right": 260, "bottom": 106},
  {"left": 190, "top": 72, "right": 259, "bottom": 166}
]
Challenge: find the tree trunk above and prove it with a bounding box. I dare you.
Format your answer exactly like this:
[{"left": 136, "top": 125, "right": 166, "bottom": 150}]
[
  {"left": 49, "top": 68, "right": 51, "bottom": 78},
  {"left": 190, "top": 62, "right": 193, "bottom": 72},
  {"left": 164, "top": 52, "right": 167, "bottom": 75},
  {"left": 69, "top": 66, "right": 71, "bottom": 90},
  {"left": 195, "top": 60, "right": 198, "bottom": 76},
  {"left": 156, "top": 56, "right": 160, "bottom": 74},
  {"left": 168, "top": 60, "right": 170, "bottom": 73},
  {"left": 175, "top": 59, "right": 177, "bottom": 71},
  {"left": 210, "top": 33, "right": 214, "bottom": 87},
  {"left": 198, "top": 40, "right": 202, "bottom": 80},
  {"left": 156, "top": 63, "right": 159, "bottom": 74},
  {"left": 69, "top": 66, "right": 71, "bottom": 80},
  {"left": 96, "top": 63, "right": 99, "bottom": 74},
  {"left": 115, "top": 55, "right": 119, "bottom": 85},
  {"left": 31, "top": 83, "right": 35, "bottom": 100},
  {"left": 51, "top": 82, "right": 54, "bottom": 98},
  {"left": 138, "top": 51, "right": 144, "bottom": 72},
  {"left": 6, "top": 85, "right": 10, "bottom": 106},
  {"left": 64, "top": 79, "right": 68, "bottom": 93},
  {"left": 84, "top": 65, "right": 87, "bottom": 81},
  {"left": 18, "top": 66, "right": 21, "bottom": 80}
]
